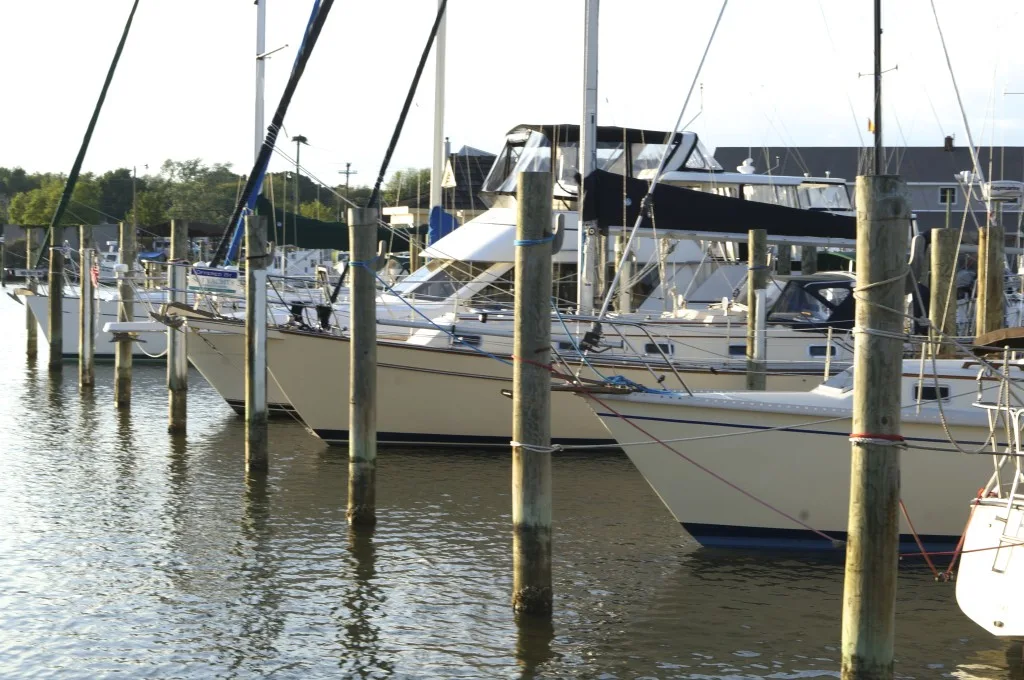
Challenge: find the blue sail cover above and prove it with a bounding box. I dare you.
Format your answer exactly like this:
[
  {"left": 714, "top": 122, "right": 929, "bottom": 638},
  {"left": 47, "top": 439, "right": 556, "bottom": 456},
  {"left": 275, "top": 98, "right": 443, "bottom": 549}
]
[
  {"left": 222, "top": 0, "right": 322, "bottom": 265},
  {"left": 428, "top": 205, "right": 458, "bottom": 244}
]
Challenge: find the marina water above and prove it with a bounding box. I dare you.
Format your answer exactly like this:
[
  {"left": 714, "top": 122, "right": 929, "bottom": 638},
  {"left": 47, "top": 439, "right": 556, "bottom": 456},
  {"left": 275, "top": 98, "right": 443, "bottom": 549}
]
[{"left": 0, "top": 303, "right": 1020, "bottom": 679}]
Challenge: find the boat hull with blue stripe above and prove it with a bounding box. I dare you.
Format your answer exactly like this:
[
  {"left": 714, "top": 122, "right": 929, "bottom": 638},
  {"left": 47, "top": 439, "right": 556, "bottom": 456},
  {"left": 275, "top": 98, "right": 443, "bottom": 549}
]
[{"left": 579, "top": 361, "right": 1013, "bottom": 551}]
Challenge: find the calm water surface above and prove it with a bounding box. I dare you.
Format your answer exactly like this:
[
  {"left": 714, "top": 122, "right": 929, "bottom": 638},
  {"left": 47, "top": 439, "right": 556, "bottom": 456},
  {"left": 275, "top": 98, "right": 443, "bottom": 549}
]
[{"left": 0, "top": 300, "right": 1020, "bottom": 678}]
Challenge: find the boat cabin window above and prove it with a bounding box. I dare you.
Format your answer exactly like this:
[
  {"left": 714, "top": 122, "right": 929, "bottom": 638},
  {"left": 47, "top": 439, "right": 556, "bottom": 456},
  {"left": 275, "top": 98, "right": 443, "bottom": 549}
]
[
  {"left": 393, "top": 260, "right": 496, "bottom": 300},
  {"left": 913, "top": 383, "right": 950, "bottom": 402},
  {"left": 481, "top": 129, "right": 700, "bottom": 196},
  {"left": 743, "top": 184, "right": 798, "bottom": 207},
  {"left": 797, "top": 183, "right": 852, "bottom": 211},
  {"left": 769, "top": 280, "right": 852, "bottom": 323}
]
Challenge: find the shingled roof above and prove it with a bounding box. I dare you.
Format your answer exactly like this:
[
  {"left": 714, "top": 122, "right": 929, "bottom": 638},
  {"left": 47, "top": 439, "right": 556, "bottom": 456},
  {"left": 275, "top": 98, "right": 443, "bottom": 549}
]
[{"left": 713, "top": 146, "right": 1024, "bottom": 183}]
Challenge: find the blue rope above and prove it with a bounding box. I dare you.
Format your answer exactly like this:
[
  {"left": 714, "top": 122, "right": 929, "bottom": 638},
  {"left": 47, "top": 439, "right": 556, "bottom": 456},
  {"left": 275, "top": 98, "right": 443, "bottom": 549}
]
[
  {"left": 353, "top": 261, "right": 513, "bottom": 366},
  {"left": 513, "top": 234, "right": 555, "bottom": 247},
  {"left": 602, "top": 374, "right": 674, "bottom": 394}
]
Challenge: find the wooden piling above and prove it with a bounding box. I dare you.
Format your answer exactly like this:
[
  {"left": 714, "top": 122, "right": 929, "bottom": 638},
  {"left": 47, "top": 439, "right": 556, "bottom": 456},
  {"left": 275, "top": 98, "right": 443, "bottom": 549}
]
[
  {"left": 929, "top": 228, "right": 958, "bottom": 358},
  {"left": 47, "top": 238, "right": 64, "bottom": 370},
  {"left": 26, "top": 230, "right": 39, "bottom": 360},
  {"left": 801, "top": 245, "right": 818, "bottom": 274},
  {"left": 511, "top": 171, "right": 554, "bottom": 616},
  {"left": 840, "top": 175, "right": 910, "bottom": 680},
  {"left": 0, "top": 238, "right": 6, "bottom": 287},
  {"left": 746, "top": 229, "right": 768, "bottom": 391},
  {"left": 347, "top": 206, "right": 379, "bottom": 527},
  {"left": 167, "top": 219, "right": 188, "bottom": 433},
  {"left": 78, "top": 225, "right": 95, "bottom": 389},
  {"left": 245, "top": 215, "right": 270, "bottom": 472},
  {"left": 776, "top": 244, "right": 792, "bottom": 276},
  {"left": 114, "top": 221, "right": 136, "bottom": 408},
  {"left": 976, "top": 220, "right": 1004, "bottom": 336}
]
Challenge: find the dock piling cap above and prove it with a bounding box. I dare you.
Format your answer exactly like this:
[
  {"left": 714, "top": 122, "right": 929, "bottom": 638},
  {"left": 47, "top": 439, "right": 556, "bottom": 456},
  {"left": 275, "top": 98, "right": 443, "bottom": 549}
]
[{"left": 971, "top": 327, "right": 1024, "bottom": 356}]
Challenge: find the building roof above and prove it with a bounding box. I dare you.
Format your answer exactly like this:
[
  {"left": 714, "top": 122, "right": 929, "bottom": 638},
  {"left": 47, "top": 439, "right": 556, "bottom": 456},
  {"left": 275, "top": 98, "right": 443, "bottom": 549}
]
[{"left": 713, "top": 146, "right": 1024, "bottom": 184}]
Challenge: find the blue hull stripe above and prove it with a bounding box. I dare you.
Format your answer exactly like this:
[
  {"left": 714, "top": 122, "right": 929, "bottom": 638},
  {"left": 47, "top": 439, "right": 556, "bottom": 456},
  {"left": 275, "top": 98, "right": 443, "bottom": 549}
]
[
  {"left": 683, "top": 522, "right": 959, "bottom": 555},
  {"left": 313, "top": 429, "right": 615, "bottom": 449}
]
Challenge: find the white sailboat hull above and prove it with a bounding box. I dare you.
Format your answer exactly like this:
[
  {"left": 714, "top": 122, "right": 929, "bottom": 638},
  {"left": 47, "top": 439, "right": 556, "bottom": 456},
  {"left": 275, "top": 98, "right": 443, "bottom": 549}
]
[
  {"left": 582, "top": 381, "right": 1001, "bottom": 550},
  {"left": 956, "top": 498, "right": 1024, "bottom": 639},
  {"left": 184, "top": 317, "right": 824, "bottom": 446}
]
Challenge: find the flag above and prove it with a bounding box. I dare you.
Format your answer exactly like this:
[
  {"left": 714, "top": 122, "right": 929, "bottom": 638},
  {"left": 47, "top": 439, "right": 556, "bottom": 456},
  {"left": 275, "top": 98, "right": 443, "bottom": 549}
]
[
  {"left": 91, "top": 260, "right": 99, "bottom": 287},
  {"left": 867, "top": 118, "right": 875, "bottom": 133}
]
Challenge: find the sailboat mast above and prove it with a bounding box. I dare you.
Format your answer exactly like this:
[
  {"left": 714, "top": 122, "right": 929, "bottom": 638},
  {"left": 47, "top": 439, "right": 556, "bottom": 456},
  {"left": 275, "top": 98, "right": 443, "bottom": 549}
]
[
  {"left": 255, "top": 0, "right": 267, "bottom": 162},
  {"left": 429, "top": 0, "right": 447, "bottom": 234},
  {"left": 873, "top": 0, "right": 882, "bottom": 175},
  {"left": 577, "top": 0, "right": 600, "bottom": 315}
]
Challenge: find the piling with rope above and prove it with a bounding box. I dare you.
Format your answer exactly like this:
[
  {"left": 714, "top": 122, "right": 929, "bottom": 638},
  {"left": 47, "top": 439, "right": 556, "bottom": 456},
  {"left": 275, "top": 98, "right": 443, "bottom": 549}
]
[
  {"left": 78, "top": 225, "right": 95, "bottom": 389},
  {"left": 167, "top": 219, "right": 189, "bottom": 433},
  {"left": 114, "top": 221, "right": 136, "bottom": 408},
  {"left": 746, "top": 229, "right": 767, "bottom": 391},
  {"left": 347, "top": 206, "right": 379, "bottom": 528},
  {"left": 245, "top": 214, "right": 269, "bottom": 471},
  {"left": 511, "top": 171, "right": 554, "bottom": 616},
  {"left": 840, "top": 174, "right": 910, "bottom": 680},
  {"left": 47, "top": 235, "right": 64, "bottom": 371}
]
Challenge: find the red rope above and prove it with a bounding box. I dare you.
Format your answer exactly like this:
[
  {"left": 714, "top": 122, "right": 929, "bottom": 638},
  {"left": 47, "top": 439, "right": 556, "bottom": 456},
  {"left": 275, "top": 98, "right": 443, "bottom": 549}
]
[
  {"left": 849, "top": 433, "right": 905, "bottom": 442},
  {"left": 940, "top": 499, "right": 980, "bottom": 581},
  {"left": 899, "top": 499, "right": 940, "bottom": 579}
]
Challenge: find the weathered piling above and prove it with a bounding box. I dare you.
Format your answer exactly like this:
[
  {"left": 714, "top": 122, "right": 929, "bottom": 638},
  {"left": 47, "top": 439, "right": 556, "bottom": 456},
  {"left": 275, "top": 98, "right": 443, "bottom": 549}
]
[
  {"left": 801, "top": 245, "right": 818, "bottom": 274},
  {"left": 511, "top": 171, "right": 554, "bottom": 616},
  {"left": 746, "top": 229, "right": 768, "bottom": 391},
  {"left": 841, "top": 175, "right": 910, "bottom": 680},
  {"left": 347, "top": 206, "right": 379, "bottom": 527},
  {"left": 929, "top": 228, "right": 958, "bottom": 358},
  {"left": 26, "top": 230, "right": 39, "bottom": 360},
  {"left": 975, "top": 220, "right": 1004, "bottom": 336},
  {"left": 47, "top": 238, "right": 64, "bottom": 370},
  {"left": 114, "top": 221, "right": 136, "bottom": 408},
  {"left": 776, "top": 244, "right": 792, "bottom": 275},
  {"left": 245, "top": 215, "right": 270, "bottom": 472},
  {"left": 167, "top": 219, "right": 188, "bottom": 433},
  {"left": 78, "top": 225, "right": 95, "bottom": 388}
]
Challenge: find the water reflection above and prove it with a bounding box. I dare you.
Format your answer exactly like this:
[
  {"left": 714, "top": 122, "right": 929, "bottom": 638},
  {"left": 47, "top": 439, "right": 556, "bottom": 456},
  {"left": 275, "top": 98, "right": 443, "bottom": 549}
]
[
  {"left": 514, "top": 613, "right": 555, "bottom": 679},
  {"left": 338, "top": 528, "right": 392, "bottom": 678}
]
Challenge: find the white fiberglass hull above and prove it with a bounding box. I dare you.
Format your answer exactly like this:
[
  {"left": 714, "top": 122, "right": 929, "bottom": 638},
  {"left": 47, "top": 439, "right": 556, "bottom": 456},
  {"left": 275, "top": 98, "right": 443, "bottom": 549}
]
[
  {"left": 956, "top": 498, "right": 1024, "bottom": 639},
  {"left": 582, "top": 376, "right": 1002, "bottom": 550},
  {"left": 185, "top": 317, "right": 823, "bottom": 447},
  {"left": 21, "top": 289, "right": 169, "bottom": 360}
]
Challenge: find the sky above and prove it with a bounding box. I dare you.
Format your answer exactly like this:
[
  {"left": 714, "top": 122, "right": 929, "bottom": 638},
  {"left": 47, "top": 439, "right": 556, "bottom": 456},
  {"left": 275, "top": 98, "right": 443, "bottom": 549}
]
[{"left": 3, "top": 0, "right": 1024, "bottom": 190}]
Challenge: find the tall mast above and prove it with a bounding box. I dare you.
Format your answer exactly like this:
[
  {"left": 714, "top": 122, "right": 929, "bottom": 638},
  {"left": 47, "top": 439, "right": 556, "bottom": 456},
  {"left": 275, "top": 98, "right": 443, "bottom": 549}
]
[
  {"left": 577, "top": 0, "right": 600, "bottom": 315},
  {"left": 872, "top": 0, "right": 882, "bottom": 175},
  {"left": 255, "top": 0, "right": 267, "bottom": 162},
  {"left": 429, "top": 0, "right": 447, "bottom": 234}
]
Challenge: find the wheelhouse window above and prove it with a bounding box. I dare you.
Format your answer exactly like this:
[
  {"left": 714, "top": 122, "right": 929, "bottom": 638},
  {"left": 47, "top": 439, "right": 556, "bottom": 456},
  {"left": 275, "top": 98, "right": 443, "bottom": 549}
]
[
  {"left": 939, "top": 187, "right": 957, "bottom": 206},
  {"left": 797, "top": 183, "right": 852, "bottom": 210},
  {"left": 742, "top": 184, "right": 797, "bottom": 208}
]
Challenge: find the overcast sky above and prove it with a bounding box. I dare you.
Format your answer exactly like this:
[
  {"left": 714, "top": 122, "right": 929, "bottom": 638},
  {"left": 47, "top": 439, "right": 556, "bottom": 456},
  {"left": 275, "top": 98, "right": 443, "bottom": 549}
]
[{"left": 3, "top": 0, "right": 1023, "bottom": 188}]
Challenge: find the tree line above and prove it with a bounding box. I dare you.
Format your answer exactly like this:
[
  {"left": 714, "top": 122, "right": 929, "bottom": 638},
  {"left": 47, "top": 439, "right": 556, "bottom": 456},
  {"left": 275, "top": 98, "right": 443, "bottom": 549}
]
[{"left": 0, "top": 162, "right": 432, "bottom": 227}]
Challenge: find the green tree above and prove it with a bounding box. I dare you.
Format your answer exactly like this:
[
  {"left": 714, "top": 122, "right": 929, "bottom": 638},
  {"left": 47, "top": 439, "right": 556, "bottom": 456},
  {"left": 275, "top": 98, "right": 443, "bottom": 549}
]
[
  {"left": 128, "top": 189, "right": 168, "bottom": 227},
  {"left": 0, "top": 167, "right": 40, "bottom": 197},
  {"left": 383, "top": 167, "right": 430, "bottom": 207},
  {"left": 297, "top": 200, "right": 335, "bottom": 220},
  {"left": 159, "top": 159, "right": 242, "bottom": 224},
  {"left": 8, "top": 174, "right": 103, "bottom": 226},
  {"left": 97, "top": 168, "right": 146, "bottom": 223}
]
